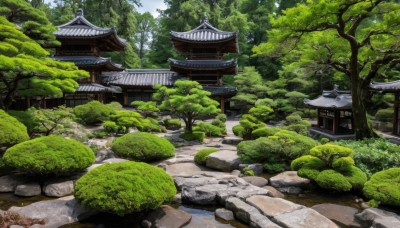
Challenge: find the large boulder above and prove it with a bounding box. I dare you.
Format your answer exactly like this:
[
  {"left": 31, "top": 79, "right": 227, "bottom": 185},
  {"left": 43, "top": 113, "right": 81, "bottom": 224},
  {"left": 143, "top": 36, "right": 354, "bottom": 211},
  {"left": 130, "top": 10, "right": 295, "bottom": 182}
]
[
  {"left": 272, "top": 208, "right": 338, "bottom": 228},
  {"left": 144, "top": 205, "right": 191, "bottom": 228},
  {"left": 166, "top": 163, "right": 204, "bottom": 176},
  {"left": 0, "top": 175, "right": 26, "bottom": 193},
  {"left": 312, "top": 204, "right": 361, "bottom": 228},
  {"left": 14, "top": 183, "right": 41, "bottom": 197},
  {"left": 247, "top": 195, "right": 303, "bottom": 217},
  {"left": 263, "top": 186, "right": 285, "bottom": 198},
  {"left": 215, "top": 208, "right": 234, "bottom": 221},
  {"left": 8, "top": 196, "right": 96, "bottom": 228},
  {"left": 355, "top": 208, "right": 400, "bottom": 228},
  {"left": 241, "top": 176, "right": 268, "bottom": 187},
  {"left": 269, "top": 171, "right": 310, "bottom": 194},
  {"left": 43, "top": 180, "right": 74, "bottom": 197},
  {"left": 206, "top": 150, "right": 241, "bottom": 172}
]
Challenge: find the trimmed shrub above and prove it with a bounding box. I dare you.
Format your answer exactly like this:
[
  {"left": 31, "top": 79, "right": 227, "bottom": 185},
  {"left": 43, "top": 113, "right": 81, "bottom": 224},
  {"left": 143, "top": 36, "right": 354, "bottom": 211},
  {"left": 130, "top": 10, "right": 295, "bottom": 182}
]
[
  {"left": 274, "top": 130, "right": 320, "bottom": 159},
  {"left": 73, "top": 101, "right": 114, "bottom": 125},
  {"left": 163, "top": 119, "right": 181, "bottom": 130},
  {"left": 179, "top": 131, "right": 205, "bottom": 142},
  {"left": 238, "top": 114, "right": 266, "bottom": 140},
  {"left": 3, "top": 136, "right": 94, "bottom": 176},
  {"left": 193, "top": 121, "right": 224, "bottom": 137},
  {"left": 374, "top": 108, "right": 393, "bottom": 122},
  {"left": 0, "top": 110, "right": 29, "bottom": 148},
  {"left": 112, "top": 132, "right": 175, "bottom": 161},
  {"left": 103, "top": 121, "right": 119, "bottom": 134},
  {"left": 74, "top": 162, "right": 176, "bottom": 216},
  {"left": 216, "top": 114, "right": 227, "bottom": 122},
  {"left": 138, "top": 118, "right": 166, "bottom": 133},
  {"left": 291, "top": 143, "right": 367, "bottom": 192},
  {"left": 106, "top": 102, "right": 123, "bottom": 110},
  {"left": 363, "top": 168, "right": 400, "bottom": 207},
  {"left": 194, "top": 148, "right": 219, "bottom": 165},
  {"left": 8, "top": 110, "right": 37, "bottom": 135},
  {"left": 211, "top": 119, "right": 227, "bottom": 134},
  {"left": 232, "top": 125, "right": 244, "bottom": 137},
  {"left": 252, "top": 127, "right": 281, "bottom": 139}
]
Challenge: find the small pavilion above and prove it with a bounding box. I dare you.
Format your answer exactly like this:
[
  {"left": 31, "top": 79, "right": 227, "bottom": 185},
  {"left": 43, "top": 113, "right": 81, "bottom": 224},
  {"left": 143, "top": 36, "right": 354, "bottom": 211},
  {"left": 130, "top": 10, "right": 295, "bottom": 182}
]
[{"left": 304, "top": 85, "right": 355, "bottom": 139}]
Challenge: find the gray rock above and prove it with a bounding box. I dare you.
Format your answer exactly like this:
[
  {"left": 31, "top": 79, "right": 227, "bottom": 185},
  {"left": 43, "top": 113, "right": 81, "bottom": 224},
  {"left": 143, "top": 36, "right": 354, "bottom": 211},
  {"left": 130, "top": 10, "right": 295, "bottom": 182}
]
[
  {"left": 231, "top": 169, "right": 241, "bottom": 177},
  {"left": 0, "top": 175, "right": 26, "bottom": 193},
  {"left": 172, "top": 193, "right": 182, "bottom": 204},
  {"left": 145, "top": 205, "right": 191, "bottom": 228},
  {"left": 206, "top": 150, "right": 242, "bottom": 172},
  {"left": 101, "top": 158, "right": 129, "bottom": 164},
  {"left": 157, "top": 163, "right": 168, "bottom": 170},
  {"left": 269, "top": 171, "right": 310, "bottom": 188},
  {"left": 182, "top": 184, "right": 228, "bottom": 205},
  {"left": 8, "top": 196, "right": 96, "bottom": 228},
  {"left": 222, "top": 136, "right": 243, "bottom": 145},
  {"left": 248, "top": 163, "right": 264, "bottom": 176},
  {"left": 10, "top": 226, "right": 24, "bottom": 228},
  {"left": 312, "top": 204, "right": 361, "bottom": 228},
  {"left": 14, "top": 183, "right": 41, "bottom": 197},
  {"left": 247, "top": 195, "right": 303, "bottom": 217},
  {"left": 94, "top": 148, "right": 115, "bottom": 163},
  {"left": 277, "top": 186, "right": 303, "bottom": 194},
  {"left": 174, "top": 176, "right": 218, "bottom": 190},
  {"left": 215, "top": 208, "right": 234, "bottom": 221},
  {"left": 272, "top": 208, "right": 338, "bottom": 228},
  {"left": 166, "top": 162, "right": 203, "bottom": 176},
  {"left": 263, "top": 186, "right": 285, "bottom": 198},
  {"left": 86, "top": 164, "right": 101, "bottom": 171},
  {"left": 241, "top": 176, "right": 268, "bottom": 187},
  {"left": 164, "top": 157, "right": 194, "bottom": 165},
  {"left": 250, "top": 212, "right": 282, "bottom": 228},
  {"left": 141, "top": 220, "right": 152, "bottom": 228},
  {"left": 43, "top": 180, "right": 74, "bottom": 197},
  {"left": 355, "top": 208, "right": 400, "bottom": 228},
  {"left": 225, "top": 197, "right": 260, "bottom": 224},
  {"left": 236, "top": 187, "right": 270, "bottom": 200}
]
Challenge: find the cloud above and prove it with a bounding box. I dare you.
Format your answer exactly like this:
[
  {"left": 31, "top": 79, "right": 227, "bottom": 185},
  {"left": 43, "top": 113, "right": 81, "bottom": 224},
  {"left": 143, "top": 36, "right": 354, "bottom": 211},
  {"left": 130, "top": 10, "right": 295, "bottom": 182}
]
[{"left": 137, "top": 0, "right": 167, "bottom": 17}]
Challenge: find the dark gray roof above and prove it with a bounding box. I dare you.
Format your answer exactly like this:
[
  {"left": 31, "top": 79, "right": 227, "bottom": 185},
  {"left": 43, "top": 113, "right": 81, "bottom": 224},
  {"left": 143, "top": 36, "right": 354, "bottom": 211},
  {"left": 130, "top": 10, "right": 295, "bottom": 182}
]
[
  {"left": 170, "top": 17, "right": 237, "bottom": 43},
  {"left": 76, "top": 83, "right": 121, "bottom": 93},
  {"left": 304, "top": 85, "right": 352, "bottom": 109},
  {"left": 53, "top": 56, "right": 124, "bottom": 71},
  {"left": 169, "top": 59, "right": 237, "bottom": 70},
  {"left": 102, "top": 69, "right": 182, "bottom": 87},
  {"left": 370, "top": 80, "right": 400, "bottom": 92},
  {"left": 203, "top": 86, "right": 237, "bottom": 96},
  {"left": 55, "top": 9, "right": 127, "bottom": 48}
]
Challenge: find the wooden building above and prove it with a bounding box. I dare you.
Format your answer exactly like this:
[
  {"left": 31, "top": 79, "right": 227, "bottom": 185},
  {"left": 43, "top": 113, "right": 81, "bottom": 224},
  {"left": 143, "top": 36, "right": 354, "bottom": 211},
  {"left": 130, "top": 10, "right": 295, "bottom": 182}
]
[
  {"left": 53, "top": 9, "right": 126, "bottom": 107},
  {"left": 304, "top": 85, "right": 355, "bottom": 139}
]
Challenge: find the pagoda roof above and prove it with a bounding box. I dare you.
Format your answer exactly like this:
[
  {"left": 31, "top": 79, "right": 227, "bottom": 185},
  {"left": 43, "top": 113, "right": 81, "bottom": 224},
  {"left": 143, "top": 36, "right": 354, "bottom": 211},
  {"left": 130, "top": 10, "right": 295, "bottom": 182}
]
[
  {"left": 75, "top": 83, "right": 121, "bottom": 93},
  {"left": 203, "top": 86, "right": 237, "bottom": 97},
  {"left": 102, "top": 69, "right": 182, "bottom": 87},
  {"left": 53, "top": 56, "right": 124, "bottom": 71},
  {"left": 55, "top": 9, "right": 127, "bottom": 51},
  {"left": 370, "top": 80, "right": 400, "bottom": 93},
  {"left": 304, "top": 85, "right": 352, "bottom": 110},
  {"left": 169, "top": 59, "right": 237, "bottom": 73},
  {"left": 171, "top": 17, "right": 239, "bottom": 53}
]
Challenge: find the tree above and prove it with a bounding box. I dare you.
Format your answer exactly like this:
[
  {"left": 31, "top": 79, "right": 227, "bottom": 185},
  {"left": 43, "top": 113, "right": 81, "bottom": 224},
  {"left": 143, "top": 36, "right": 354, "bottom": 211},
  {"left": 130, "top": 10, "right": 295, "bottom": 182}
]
[
  {"left": 285, "top": 91, "right": 308, "bottom": 110},
  {"left": 29, "top": 106, "right": 73, "bottom": 136},
  {"left": 0, "top": 16, "right": 88, "bottom": 109},
  {"left": 153, "top": 80, "right": 220, "bottom": 133},
  {"left": 135, "top": 12, "right": 156, "bottom": 68},
  {"left": 254, "top": 0, "right": 400, "bottom": 139}
]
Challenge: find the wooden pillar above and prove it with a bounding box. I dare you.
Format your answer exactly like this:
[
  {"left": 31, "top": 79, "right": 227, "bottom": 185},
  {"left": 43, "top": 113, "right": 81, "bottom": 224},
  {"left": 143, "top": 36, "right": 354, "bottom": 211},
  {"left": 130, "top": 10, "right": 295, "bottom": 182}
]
[
  {"left": 220, "top": 97, "right": 225, "bottom": 113},
  {"left": 123, "top": 93, "right": 129, "bottom": 106},
  {"left": 394, "top": 93, "right": 399, "bottom": 135},
  {"left": 317, "top": 108, "right": 321, "bottom": 127}
]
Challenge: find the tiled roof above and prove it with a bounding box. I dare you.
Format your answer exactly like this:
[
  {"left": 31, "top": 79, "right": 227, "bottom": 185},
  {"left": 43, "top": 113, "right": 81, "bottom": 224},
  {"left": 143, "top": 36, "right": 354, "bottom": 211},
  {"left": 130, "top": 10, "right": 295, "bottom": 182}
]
[
  {"left": 102, "top": 69, "right": 182, "bottom": 86},
  {"left": 203, "top": 86, "right": 237, "bottom": 96},
  {"left": 54, "top": 9, "right": 127, "bottom": 49},
  {"left": 53, "top": 56, "right": 124, "bottom": 71},
  {"left": 76, "top": 83, "right": 121, "bottom": 93},
  {"left": 370, "top": 80, "right": 400, "bottom": 92},
  {"left": 171, "top": 17, "right": 237, "bottom": 43},
  {"left": 169, "top": 59, "right": 237, "bottom": 70},
  {"left": 304, "top": 85, "right": 352, "bottom": 109}
]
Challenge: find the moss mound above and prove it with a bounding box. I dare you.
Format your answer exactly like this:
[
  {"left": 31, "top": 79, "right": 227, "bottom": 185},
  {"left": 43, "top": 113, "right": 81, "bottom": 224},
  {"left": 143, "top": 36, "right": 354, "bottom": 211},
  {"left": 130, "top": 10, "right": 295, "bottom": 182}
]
[
  {"left": 74, "top": 162, "right": 176, "bottom": 216},
  {"left": 194, "top": 148, "right": 219, "bottom": 165},
  {"left": 112, "top": 132, "right": 175, "bottom": 161},
  {"left": 0, "top": 110, "right": 29, "bottom": 148},
  {"left": 73, "top": 101, "right": 114, "bottom": 125},
  {"left": 3, "top": 136, "right": 94, "bottom": 176},
  {"left": 363, "top": 168, "right": 400, "bottom": 207},
  {"left": 179, "top": 131, "right": 205, "bottom": 142}
]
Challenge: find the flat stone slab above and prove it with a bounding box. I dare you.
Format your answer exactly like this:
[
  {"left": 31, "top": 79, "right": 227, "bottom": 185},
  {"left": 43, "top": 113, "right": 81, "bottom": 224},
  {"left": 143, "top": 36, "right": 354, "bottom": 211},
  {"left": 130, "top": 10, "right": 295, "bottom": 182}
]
[
  {"left": 145, "top": 205, "right": 191, "bottom": 228},
  {"left": 101, "top": 158, "right": 129, "bottom": 164},
  {"left": 164, "top": 157, "right": 194, "bottom": 165},
  {"left": 166, "top": 162, "right": 204, "bottom": 176},
  {"left": 247, "top": 195, "right": 303, "bottom": 217},
  {"left": 355, "top": 208, "right": 400, "bottom": 228},
  {"left": 222, "top": 136, "right": 243, "bottom": 145},
  {"left": 273, "top": 208, "right": 338, "bottom": 228},
  {"left": 206, "top": 150, "right": 241, "bottom": 172},
  {"left": 312, "top": 204, "right": 361, "bottom": 228},
  {"left": 263, "top": 186, "right": 285, "bottom": 198},
  {"left": 269, "top": 171, "right": 310, "bottom": 188},
  {"left": 215, "top": 208, "right": 234, "bottom": 221},
  {"left": 241, "top": 176, "right": 268, "bottom": 187}
]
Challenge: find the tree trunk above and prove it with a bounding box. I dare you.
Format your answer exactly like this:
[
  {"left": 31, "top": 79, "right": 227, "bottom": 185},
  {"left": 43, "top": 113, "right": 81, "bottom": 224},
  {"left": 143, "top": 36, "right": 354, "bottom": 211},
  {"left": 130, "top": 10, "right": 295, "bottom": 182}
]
[
  {"left": 185, "top": 115, "right": 193, "bottom": 133},
  {"left": 351, "top": 77, "right": 375, "bottom": 139}
]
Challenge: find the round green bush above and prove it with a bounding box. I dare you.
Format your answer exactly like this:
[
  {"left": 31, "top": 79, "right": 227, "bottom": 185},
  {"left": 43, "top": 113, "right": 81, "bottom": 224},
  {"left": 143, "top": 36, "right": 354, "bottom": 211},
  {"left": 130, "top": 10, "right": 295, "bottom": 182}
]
[
  {"left": 315, "top": 169, "right": 352, "bottom": 192},
  {"left": 252, "top": 127, "right": 281, "bottom": 139},
  {"left": 73, "top": 101, "right": 114, "bottom": 125},
  {"left": 0, "top": 110, "right": 29, "bottom": 148},
  {"left": 374, "top": 108, "right": 393, "bottom": 122},
  {"left": 232, "top": 125, "right": 244, "bottom": 137},
  {"left": 112, "top": 132, "right": 175, "bottom": 161},
  {"left": 3, "top": 136, "right": 94, "bottom": 176},
  {"left": 194, "top": 148, "right": 219, "bottom": 165},
  {"left": 363, "top": 168, "right": 400, "bottom": 207},
  {"left": 179, "top": 131, "right": 205, "bottom": 142},
  {"left": 74, "top": 162, "right": 176, "bottom": 216}
]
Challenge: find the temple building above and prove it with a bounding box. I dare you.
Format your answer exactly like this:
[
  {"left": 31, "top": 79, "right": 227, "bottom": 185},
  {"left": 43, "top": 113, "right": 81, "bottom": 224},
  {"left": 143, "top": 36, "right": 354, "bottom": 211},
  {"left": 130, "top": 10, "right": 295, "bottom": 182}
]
[
  {"left": 370, "top": 80, "right": 400, "bottom": 136},
  {"left": 304, "top": 85, "right": 355, "bottom": 139},
  {"left": 53, "top": 9, "right": 126, "bottom": 107}
]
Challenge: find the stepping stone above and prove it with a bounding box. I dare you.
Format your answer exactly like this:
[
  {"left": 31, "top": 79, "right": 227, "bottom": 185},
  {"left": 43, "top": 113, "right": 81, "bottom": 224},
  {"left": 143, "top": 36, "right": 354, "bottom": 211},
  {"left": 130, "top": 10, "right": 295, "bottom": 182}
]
[
  {"left": 272, "top": 208, "right": 338, "bottom": 228},
  {"left": 247, "top": 195, "right": 303, "bottom": 217},
  {"left": 312, "top": 204, "right": 361, "bottom": 228},
  {"left": 145, "top": 205, "right": 191, "bottom": 228},
  {"left": 206, "top": 150, "right": 241, "bottom": 172},
  {"left": 241, "top": 176, "right": 268, "bottom": 187}
]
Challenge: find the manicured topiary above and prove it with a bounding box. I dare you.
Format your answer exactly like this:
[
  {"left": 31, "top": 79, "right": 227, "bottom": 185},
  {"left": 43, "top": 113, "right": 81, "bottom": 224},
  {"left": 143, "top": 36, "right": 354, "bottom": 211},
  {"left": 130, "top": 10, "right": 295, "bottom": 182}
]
[
  {"left": 232, "top": 125, "right": 244, "bottom": 137},
  {"left": 193, "top": 121, "right": 224, "bottom": 137},
  {"left": 73, "top": 101, "right": 114, "bottom": 125},
  {"left": 74, "top": 162, "right": 176, "bottom": 216},
  {"left": 274, "top": 130, "right": 320, "bottom": 159},
  {"left": 112, "top": 132, "right": 175, "bottom": 161},
  {"left": 163, "top": 119, "right": 182, "bottom": 130},
  {"left": 0, "top": 110, "right": 29, "bottom": 148},
  {"left": 363, "top": 168, "right": 400, "bottom": 207},
  {"left": 291, "top": 143, "right": 367, "bottom": 192},
  {"left": 194, "top": 148, "right": 219, "bottom": 165},
  {"left": 252, "top": 127, "right": 281, "bottom": 139},
  {"left": 179, "top": 131, "right": 205, "bottom": 142},
  {"left": 3, "top": 136, "right": 95, "bottom": 176}
]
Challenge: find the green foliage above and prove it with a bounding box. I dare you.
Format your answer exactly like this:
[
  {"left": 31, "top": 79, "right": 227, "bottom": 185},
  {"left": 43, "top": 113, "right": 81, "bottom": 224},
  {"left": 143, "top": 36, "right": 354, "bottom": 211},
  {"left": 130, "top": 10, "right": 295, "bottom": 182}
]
[
  {"left": 179, "top": 131, "right": 205, "bottom": 142},
  {"left": 249, "top": 105, "right": 274, "bottom": 122},
  {"left": 263, "top": 163, "right": 286, "bottom": 174},
  {"left": 138, "top": 118, "right": 166, "bottom": 133},
  {"left": 109, "top": 110, "right": 142, "bottom": 133},
  {"left": 112, "top": 132, "right": 175, "bottom": 162},
  {"left": 103, "top": 121, "right": 119, "bottom": 134},
  {"left": 106, "top": 102, "right": 123, "bottom": 111},
  {"left": 363, "top": 168, "right": 400, "bottom": 207},
  {"left": 252, "top": 127, "right": 281, "bottom": 139},
  {"left": 131, "top": 101, "right": 160, "bottom": 117},
  {"left": 29, "top": 106, "right": 73, "bottom": 136},
  {"left": 74, "top": 162, "right": 176, "bottom": 216},
  {"left": 255, "top": 98, "right": 277, "bottom": 108},
  {"left": 374, "top": 108, "right": 393, "bottom": 122},
  {"left": 274, "top": 130, "right": 320, "bottom": 159},
  {"left": 335, "top": 138, "right": 400, "bottom": 177},
  {"left": 282, "top": 114, "right": 311, "bottom": 136},
  {"left": 7, "top": 110, "right": 37, "bottom": 135},
  {"left": 163, "top": 119, "right": 182, "bottom": 130},
  {"left": 153, "top": 80, "right": 220, "bottom": 133},
  {"left": 242, "top": 167, "right": 255, "bottom": 177},
  {"left": 193, "top": 121, "right": 224, "bottom": 137},
  {"left": 291, "top": 144, "right": 367, "bottom": 192},
  {"left": 194, "top": 148, "right": 219, "bottom": 165},
  {"left": 73, "top": 101, "right": 114, "bottom": 125},
  {"left": 233, "top": 125, "right": 245, "bottom": 137},
  {"left": 238, "top": 114, "right": 266, "bottom": 140},
  {"left": 3, "top": 135, "right": 94, "bottom": 176},
  {"left": 0, "top": 110, "right": 29, "bottom": 148},
  {"left": 285, "top": 91, "right": 308, "bottom": 110},
  {"left": 216, "top": 114, "right": 227, "bottom": 122}
]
